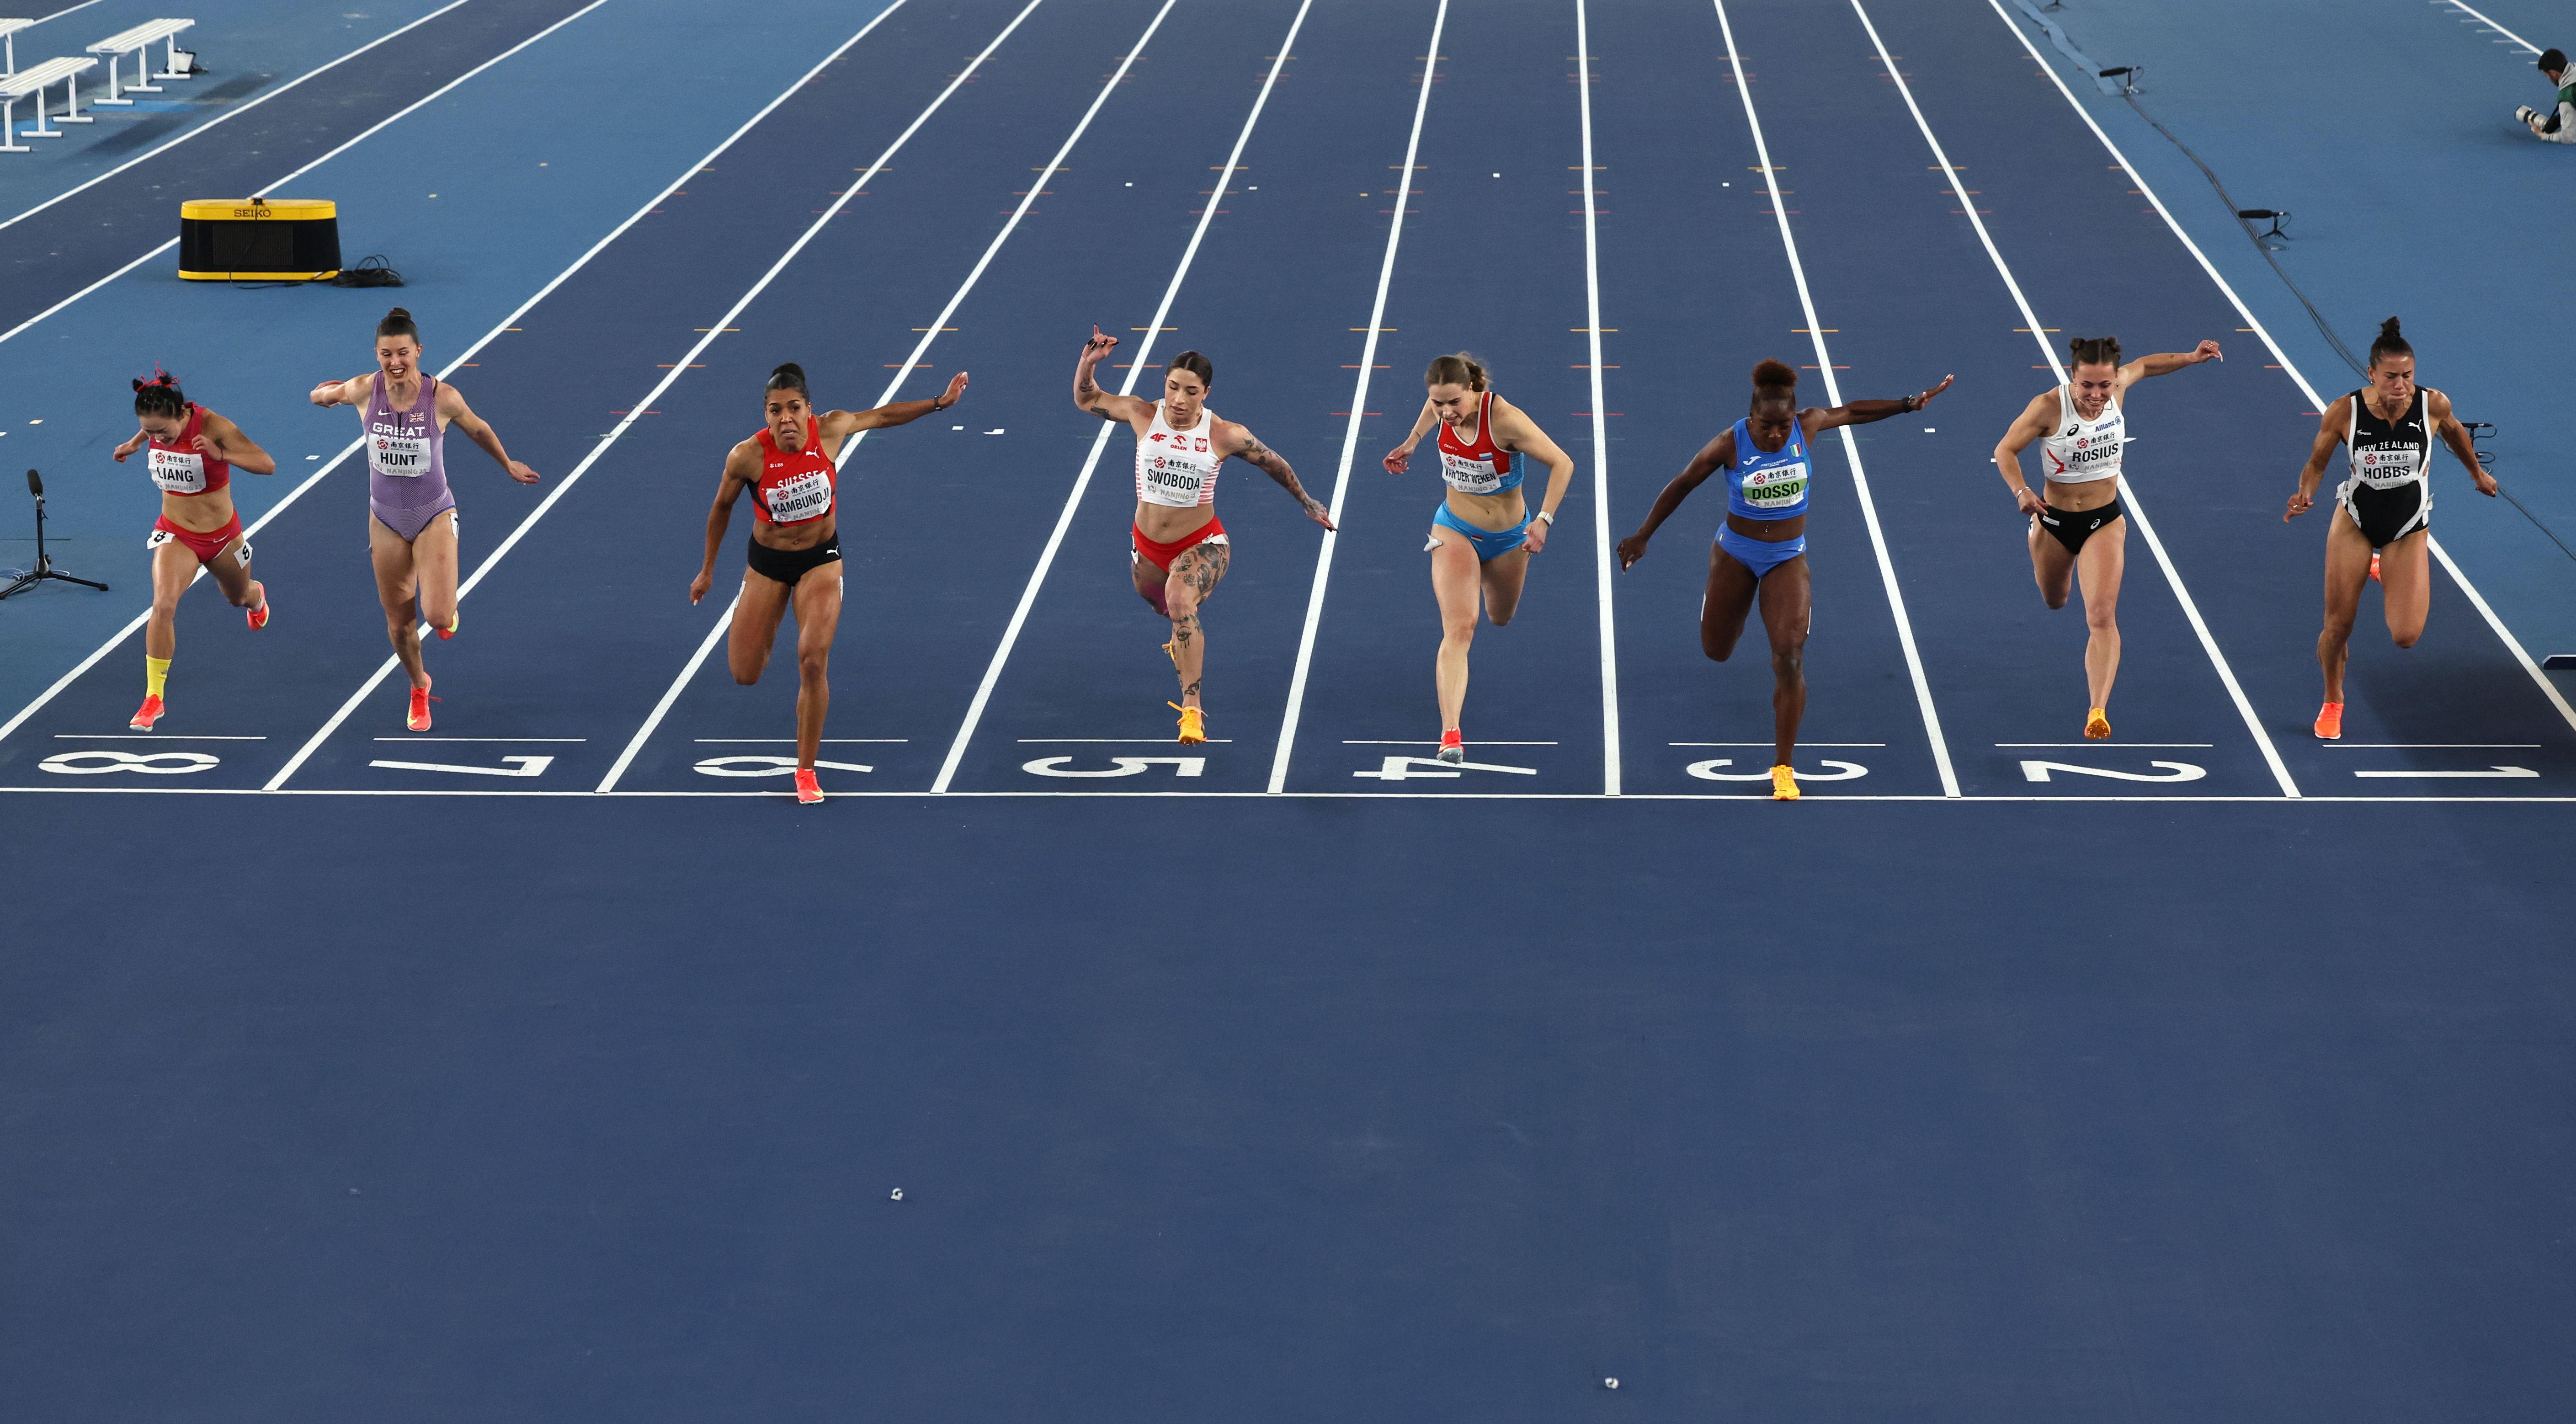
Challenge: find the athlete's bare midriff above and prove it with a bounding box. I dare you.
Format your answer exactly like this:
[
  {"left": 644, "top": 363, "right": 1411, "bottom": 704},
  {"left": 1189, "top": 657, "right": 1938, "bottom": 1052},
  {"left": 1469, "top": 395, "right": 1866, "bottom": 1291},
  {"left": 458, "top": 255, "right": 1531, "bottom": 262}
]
[
  {"left": 1726, "top": 510, "right": 1806, "bottom": 542},
  {"left": 159, "top": 486, "right": 238, "bottom": 535},
  {"left": 752, "top": 513, "right": 836, "bottom": 552},
  {"left": 2041, "top": 477, "right": 2118, "bottom": 514}
]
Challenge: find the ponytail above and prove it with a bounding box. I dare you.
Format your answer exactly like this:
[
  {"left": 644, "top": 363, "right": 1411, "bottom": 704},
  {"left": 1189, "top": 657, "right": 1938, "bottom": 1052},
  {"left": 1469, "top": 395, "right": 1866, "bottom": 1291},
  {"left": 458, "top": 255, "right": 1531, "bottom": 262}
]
[
  {"left": 2368, "top": 316, "right": 2413, "bottom": 369},
  {"left": 1425, "top": 352, "right": 1488, "bottom": 391}
]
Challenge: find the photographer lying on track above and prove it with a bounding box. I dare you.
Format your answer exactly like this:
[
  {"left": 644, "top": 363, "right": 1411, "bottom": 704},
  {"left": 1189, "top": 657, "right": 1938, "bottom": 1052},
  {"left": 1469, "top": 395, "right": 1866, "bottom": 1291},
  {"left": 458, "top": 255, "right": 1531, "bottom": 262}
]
[{"left": 2516, "top": 48, "right": 2576, "bottom": 143}]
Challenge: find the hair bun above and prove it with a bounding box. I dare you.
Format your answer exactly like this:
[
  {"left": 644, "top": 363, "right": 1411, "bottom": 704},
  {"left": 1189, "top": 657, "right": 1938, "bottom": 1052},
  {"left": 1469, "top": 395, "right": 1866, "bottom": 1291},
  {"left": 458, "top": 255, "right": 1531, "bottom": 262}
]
[
  {"left": 2379, "top": 316, "right": 2403, "bottom": 339},
  {"left": 386, "top": 306, "right": 412, "bottom": 321}
]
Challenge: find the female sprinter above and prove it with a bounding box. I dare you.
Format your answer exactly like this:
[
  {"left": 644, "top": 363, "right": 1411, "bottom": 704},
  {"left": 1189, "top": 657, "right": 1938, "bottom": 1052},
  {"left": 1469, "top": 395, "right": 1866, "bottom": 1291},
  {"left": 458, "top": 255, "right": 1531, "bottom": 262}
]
[
  {"left": 2283, "top": 317, "right": 2496, "bottom": 739},
  {"left": 1380, "top": 354, "right": 1573, "bottom": 764},
  {"left": 308, "top": 307, "right": 541, "bottom": 732},
  {"left": 1992, "top": 334, "right": 2223, "bottom": 740},
  {"left": 1074, "top": 328, "right": 1332, "bottom": 745},
  {"left": 689, "top": 362, "right": 967, "bottom": 804},
  {"left": 109, "top": 369, "right": 277, "bottom": 731},
  {"left": 1615, "top": 360, "right": 1951, "bottom": 800}
]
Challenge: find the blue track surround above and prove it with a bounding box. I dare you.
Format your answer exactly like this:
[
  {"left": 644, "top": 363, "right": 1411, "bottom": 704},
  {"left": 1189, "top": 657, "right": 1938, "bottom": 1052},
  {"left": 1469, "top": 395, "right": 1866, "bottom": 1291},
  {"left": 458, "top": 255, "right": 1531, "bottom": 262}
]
[{"left": 0, "top": 3, "right": 2569, "bottom": 1419}]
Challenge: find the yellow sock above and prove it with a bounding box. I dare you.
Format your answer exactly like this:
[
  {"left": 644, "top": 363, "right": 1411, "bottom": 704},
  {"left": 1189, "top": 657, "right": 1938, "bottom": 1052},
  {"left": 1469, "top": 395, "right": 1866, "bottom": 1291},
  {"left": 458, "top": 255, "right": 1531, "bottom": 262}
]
[{"left": 145, "top": 656, "right": 170, "bottom": 698}]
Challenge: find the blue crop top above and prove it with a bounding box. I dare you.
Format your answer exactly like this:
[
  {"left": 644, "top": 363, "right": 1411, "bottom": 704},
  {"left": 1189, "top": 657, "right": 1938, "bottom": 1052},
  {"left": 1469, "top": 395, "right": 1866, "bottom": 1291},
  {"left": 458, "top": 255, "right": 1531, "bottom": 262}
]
[{"left": 1724, "top": 416, "right": 1812, "bottom": 521}]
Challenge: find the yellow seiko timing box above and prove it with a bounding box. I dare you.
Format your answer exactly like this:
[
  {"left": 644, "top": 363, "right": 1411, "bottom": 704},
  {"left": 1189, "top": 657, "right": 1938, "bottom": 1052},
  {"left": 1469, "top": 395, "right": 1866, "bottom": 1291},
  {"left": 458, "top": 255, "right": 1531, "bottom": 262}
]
[{"left": 177, "top": 198, "right": 342, "bottom": 282}]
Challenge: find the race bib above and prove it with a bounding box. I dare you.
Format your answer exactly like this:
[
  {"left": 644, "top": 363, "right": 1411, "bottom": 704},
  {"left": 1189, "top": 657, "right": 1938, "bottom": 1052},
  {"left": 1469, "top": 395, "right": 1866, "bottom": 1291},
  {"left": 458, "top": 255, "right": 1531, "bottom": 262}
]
[
  {"left": 148, "top": 448, "right": 206, "bottom": 493},
  {"left": 1440, "top": 450, "right": 1505, "bottom": 495},
  {"left": 370, "top": 432, "right": 431, "bottom": 478},
  {"left": 1740, "top": 461, "right": 1809, "bottom": 510},
  {"left": 2354, "top": 446, "right": 2419, "bottom": 489},
  {"left": 765, "top": 469, "right": 832, "bottom": 523},
  {"left": 1140, "top": 453, "right": 1208, "bottom": 504}
]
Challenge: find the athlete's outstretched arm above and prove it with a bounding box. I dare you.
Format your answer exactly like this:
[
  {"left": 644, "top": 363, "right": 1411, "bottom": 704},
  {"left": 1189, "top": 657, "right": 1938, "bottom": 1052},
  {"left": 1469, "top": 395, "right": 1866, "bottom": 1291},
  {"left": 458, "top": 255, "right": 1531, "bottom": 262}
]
[
  {"left": 1072, "top": 326, "right": 1152, "bottom": 424},
  {"left": 434, "top": 384, "right": 540, "bottom": 485},
  {"left": 1491, "top": 400, "right": 1575, "bottom": 555},
  {"left": 1615, "top": 429, "right": 1731, "bottom": 570},
  {"left": 1992, "top": 395, "right": 2056, "bottom": 517},
  {"left": 201, "top": 413, "right": 277, "bottom": 475},
  {"left": 1382, "top": 398, "right": 1441, "bottom": 474},
  {"left": 2283, "top": 399, "right": 2351, "bottom": 522},
  {"left": 2119, "top": 340, "right": 2223, "bottom": 388},
  {"left": 2428, "top": 390, "right": 2500, "bottom": 498},
  {"left": 827, "top": 373, "right": 967, "bottom": 440},
  {"left": 1804, "top": 375, "right": 1954, "bottom": 433},
  {"left": 1229, "top": 427, "right": 1334, "bottom": 531},
  {"left": 691, "top": 445, "right": 758, "bottom": 605},
  {"left": 307, "top": 374, "right": 373, "bottom": 408}
]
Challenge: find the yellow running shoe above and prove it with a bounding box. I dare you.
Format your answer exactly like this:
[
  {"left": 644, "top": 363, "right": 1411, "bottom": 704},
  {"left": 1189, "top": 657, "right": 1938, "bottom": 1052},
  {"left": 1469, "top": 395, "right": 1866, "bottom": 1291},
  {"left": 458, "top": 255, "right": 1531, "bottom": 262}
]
[
  {"left": 2313, "top": 701, "right": 2343, "bottom": 740},
  {"left": 2084, "top": 707, "right": 2112, "bottom": 740},
  {"left": 1771, "top": 763, "right": 1799, "bottom": 800},
  {"left": 1170, "top": 701, "right": 1205, "bottom": 746}
]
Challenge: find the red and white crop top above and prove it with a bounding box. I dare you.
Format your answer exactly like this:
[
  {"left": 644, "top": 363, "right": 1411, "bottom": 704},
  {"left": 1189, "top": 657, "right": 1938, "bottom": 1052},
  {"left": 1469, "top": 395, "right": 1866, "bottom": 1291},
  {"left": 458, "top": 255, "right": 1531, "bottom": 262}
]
[
  {"left": 146, "top": 404, "right": 232, "bottom": 496},
  {"left": 750, "top": 417, "right": 836, "bottom": 525}
]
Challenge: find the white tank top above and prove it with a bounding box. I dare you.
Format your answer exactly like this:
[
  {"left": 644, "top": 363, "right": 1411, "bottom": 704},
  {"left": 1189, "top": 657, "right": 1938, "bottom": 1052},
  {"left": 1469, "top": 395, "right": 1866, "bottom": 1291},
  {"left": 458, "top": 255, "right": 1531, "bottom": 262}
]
[
  {"left": 2038, "top": 384, "right": 2124, "bottom": 485},
  {"left": 1135, "top": 404, "right": 1221, "bottom": 508}
]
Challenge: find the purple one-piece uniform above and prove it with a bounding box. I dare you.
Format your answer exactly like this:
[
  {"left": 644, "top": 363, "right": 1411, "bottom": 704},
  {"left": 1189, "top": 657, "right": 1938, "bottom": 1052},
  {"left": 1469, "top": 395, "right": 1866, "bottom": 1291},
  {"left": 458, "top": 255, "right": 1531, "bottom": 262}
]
[{"left": 363, "top": 372, "right": 454, "bottom": 541}]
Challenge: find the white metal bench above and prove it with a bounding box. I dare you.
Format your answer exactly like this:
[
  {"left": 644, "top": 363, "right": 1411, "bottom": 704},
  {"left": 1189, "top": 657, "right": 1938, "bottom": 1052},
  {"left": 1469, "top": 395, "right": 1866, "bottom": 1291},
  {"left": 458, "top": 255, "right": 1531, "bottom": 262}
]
[
  {"left": 87, "top": 17, "right": 193, "bottom": 107},
  {"left": 1, "top": 19, "right": 37, "bottom": 77},
  {"left": 0, "top": 54, "right": 96, "bottom": 152}
]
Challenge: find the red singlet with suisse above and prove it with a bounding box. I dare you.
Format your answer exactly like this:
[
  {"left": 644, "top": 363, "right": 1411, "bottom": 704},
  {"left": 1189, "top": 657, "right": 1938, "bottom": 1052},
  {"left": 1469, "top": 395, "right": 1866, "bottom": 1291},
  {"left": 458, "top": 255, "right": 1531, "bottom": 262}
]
[
  {"left": 146, "top": 404, "right": 234, "bottom": 496},
  {"left": 751, "top": 416, "right": 835, "bottom": 525}
]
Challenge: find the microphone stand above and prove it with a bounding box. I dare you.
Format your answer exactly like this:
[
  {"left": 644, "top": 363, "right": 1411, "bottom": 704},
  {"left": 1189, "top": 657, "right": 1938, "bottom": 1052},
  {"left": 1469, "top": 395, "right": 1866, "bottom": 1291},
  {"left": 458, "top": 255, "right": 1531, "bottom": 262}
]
[{"left": 0, "top": 468, "right": 109, "bottom": 600}]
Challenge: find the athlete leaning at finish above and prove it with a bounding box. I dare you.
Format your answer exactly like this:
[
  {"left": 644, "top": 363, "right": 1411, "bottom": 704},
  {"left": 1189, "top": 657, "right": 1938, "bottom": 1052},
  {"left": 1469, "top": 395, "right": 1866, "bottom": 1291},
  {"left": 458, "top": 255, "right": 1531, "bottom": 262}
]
[
  {"left": 691, "top": 361, "right": 966, "bottom": 804},
  {"left": 1992, "top": 334, "right": 2223, "bottom": 741},
  {"left": 308, "top": 306, "right": 540, "bottom": 733},
  {"left": 2284, "top": 318, "right": 2496, "bottom": 740},
  {"left": 1616, "top": 360, "right": 1952, "bottom": 800},
  {"left": 1381, "top": 353, "right": 1574, "bottom": 765},
  {"left": 110, "top": 369, "right": 277, "bottom": 731},
  {"left": 1074, "top": 328, "right": 1332, "bottom": 746}
]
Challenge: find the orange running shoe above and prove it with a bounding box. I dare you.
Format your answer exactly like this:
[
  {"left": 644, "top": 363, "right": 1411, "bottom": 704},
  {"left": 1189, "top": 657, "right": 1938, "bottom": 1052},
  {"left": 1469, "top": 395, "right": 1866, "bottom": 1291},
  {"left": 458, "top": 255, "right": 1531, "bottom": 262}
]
[
  {"left": 1771, "top": 764, "right": 1800, "bottom": 800},
  {"left": 434, "top": 609, "right": 459, "bottom": 640},
  {"left": 794, "top": 767, "right": 824, "bottom": 804},
  {"left": 245, "top": 581, "right": 269, "bottom": 631},
  {"left": 406, "top": 680, "right": 437, "bottom": 733},
  {"left": 129, "top": 693, "right": 165, "bottom": 731},
  {"left": 1437, "top": 729, "right": 1465, "bottom": 765},
  {"left": 2313, "top": 701, "right": 2344, "bottom": 740},
  {"left": 2368, "top": 552, "right": 2381, "bottom": 584},
  {"left": 2084, "top": 707, "right": 2113, "bottom": 740},
  {"left": 1170, "top": 701, "right": 1206, "bottom": 746}
]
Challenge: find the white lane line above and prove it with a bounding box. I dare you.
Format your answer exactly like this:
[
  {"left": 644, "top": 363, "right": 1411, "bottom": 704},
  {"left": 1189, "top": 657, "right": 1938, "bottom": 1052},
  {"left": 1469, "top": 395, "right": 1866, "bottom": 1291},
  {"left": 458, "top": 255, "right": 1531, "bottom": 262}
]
[
  {"left": 1987, "top": 0, "right": 2576, "bottom": 740},
  {"left": 1996, "top": 741, "right": 2213, "bottom": 748},
  {"left": 1673, "top": 741, "right": 1883, "bottom": 747},
  {"left": 0, "top": 0, "right": 619, "bottom": 352},
  {"left": 1018, "top": 738, "right": 1239, "bottom": 743},
  {"left": 926, "top": 0, "right": 1309, "bottom": 795},
  {"left": 51, "top": 732, "right": 267, "bottom": 739},
  {"left": 2325, "top": 742, "right": 2541, "bottom": 748},
  {"left": 593, "top": 594, "right": 739, "bottom": 790},
  {"left": 2441, "top": 1, "right": 2541, "bottom": 52},
  {"left": 1575, "top": 0, "right": 1622, "bottom": 796},
  {"left": 260, "top": 0, "right": 960, "bottom": 792},
  {"left": 693, "top": 738, "right": 907, "bottom": 743},
  {"left": 8, "top": 784, "right": 2576, "bottom": 805},
  {"left": 1862, "top": 0, "right": 2301, "bottom": 798},
  {"left": 1346, "top": 739, "right": 1559, "bottom": 745},
  {"left": 369, "top": 736, "right": 586, "bottom": 741},
  {"left": 0, "top": 0, "right": 476, "bottom": 240},
  {"left": 1267, "top": 0, "right": 1451, "bottom": 796},
  {"left": 1713, "top": 0, "right": 1960, "bottom": 799}
]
